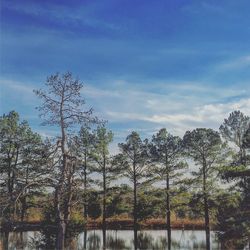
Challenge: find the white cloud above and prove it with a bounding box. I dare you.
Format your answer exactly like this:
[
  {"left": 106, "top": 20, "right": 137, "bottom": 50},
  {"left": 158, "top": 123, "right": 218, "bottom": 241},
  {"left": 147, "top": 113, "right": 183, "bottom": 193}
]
[
  {"left": 83, "top": 80, "right": 250, "bottom": 134},
  {"left": 149, "top": 98, "right": 250, "bottom": 134},
  {"left": 100, "top": 95, "right": 250, "bottom": 137},
  {"left": 1, "top": 77, "right": 250, "bottom": 147}
]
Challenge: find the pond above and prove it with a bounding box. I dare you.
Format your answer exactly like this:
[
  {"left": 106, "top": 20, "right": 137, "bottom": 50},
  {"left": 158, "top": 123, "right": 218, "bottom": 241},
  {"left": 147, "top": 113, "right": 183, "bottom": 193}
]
[{"left": 0, "top": 229, "right": 247, "bottom": 249}]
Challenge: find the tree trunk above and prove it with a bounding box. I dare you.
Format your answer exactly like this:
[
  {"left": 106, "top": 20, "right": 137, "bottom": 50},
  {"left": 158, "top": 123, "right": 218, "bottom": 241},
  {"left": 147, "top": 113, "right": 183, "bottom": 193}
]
[
  {"left": 102, "top": 155, "right": 106, "bottom": 231},
  {"left": 83, "top": 229, "right": 87, "bottom": 249},
  {"left": 20, "top": 197, "right": 26, "bottom": 222},
  {"left": 203, "top": 160, "right": 210, "bottom": 250},
  {"left": 64, "top": 168, "right": 73, "bottom": 225},
  {"left": 102, "top": 228, "right": 106, "bottom": 250},
  {"left": 57, "top": 219, "right": 66, "bottom": 250},
  {"left": 21, "top": 167, "right": 29, "bottom": 222},
  {"left": 56, "top": 104, "right": 67, "bottom": 250},
  {"left": 166, "top": 173, "right": 171, "bottom": 250},
  {"left": 55, "top": 178, "right": 66, "bottom": 250},
  {"left": 7, "top": 156, "right": 12, "bottom": 195},
  {"left": 204, "top": 195, "right": 210, "bottom": 250},
  {"left": 133, "top": 161, "right": 137, "bottom": 229},
  {"left": 84, "top": 152, "right": 88, "bottom": 221},
  {"left": 7, "top": 154, "right": 15, "bottom": 219},
  {"left": 134, "top": 228, "right": 138, "bottom": 250},
  {"left": 55, "top": 98, "right": 67, "bottom": 250},
  {"left": 2, "top": 231, "right": 9, "bottom": 250}
]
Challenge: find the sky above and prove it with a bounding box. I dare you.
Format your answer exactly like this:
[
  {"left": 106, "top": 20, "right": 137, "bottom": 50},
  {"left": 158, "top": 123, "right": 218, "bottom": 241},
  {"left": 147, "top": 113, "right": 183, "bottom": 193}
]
[{"left": 1, "top": 0, "right": 250, "bottom": 152}]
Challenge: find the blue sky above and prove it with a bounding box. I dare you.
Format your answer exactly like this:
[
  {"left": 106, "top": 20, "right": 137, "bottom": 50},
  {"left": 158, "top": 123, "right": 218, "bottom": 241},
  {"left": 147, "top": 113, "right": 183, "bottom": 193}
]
[{"left": 1, "top": 0, "right": 250, "bottom": 152}]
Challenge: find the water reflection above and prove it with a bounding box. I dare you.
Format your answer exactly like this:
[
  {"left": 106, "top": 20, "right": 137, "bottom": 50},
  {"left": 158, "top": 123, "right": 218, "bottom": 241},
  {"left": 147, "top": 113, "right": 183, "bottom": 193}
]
[
  {"left": 0, "top": 229, "right": 246, "bottom": 250},
  {"left": 87, "top": 231, "right": 101, "bottom": 250},
  {"left": 135, "top": 230, "right": 169, "bottom": 250},
  {"left": 106, "top": 232, "right": 129, "bottom": 250}
]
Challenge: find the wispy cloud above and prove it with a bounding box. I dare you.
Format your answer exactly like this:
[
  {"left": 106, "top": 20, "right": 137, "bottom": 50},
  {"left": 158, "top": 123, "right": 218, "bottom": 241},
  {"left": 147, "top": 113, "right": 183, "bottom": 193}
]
[
  {"left": 3, "top": 1, "right": 120, "bottom": 36},
  {"left": 0, "top": 79, "right": 41, "bottom": 132},
  {"left": 0, "top": 78, "right": 38, "bottom": 113},
  {"left": 216, "top": 55, "right": 250, "bottom": 71},
  {"left": 78, "top": 79, "right": 250, "bottom": 138},
  {"left": 2, "top": 77, "right": 250, "bottom": 137},
  {"left": 105, "top": 97, "right": 250, "bottom": 136},
  {"left": 0, "top": 78, "right": 35, "bottom": 94}
]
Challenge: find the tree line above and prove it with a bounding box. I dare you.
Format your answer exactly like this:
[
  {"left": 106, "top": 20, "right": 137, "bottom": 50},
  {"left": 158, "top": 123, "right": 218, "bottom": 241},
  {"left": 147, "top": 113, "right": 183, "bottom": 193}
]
[{"left": 0, "top": 72, "right": 249, "bottom": 250}]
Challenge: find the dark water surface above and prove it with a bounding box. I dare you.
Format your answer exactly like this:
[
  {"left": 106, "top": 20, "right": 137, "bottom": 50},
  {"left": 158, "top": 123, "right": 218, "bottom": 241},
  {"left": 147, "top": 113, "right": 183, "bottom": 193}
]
[{"left": 0, "top": 229, "right": 247, "bottom": 249}]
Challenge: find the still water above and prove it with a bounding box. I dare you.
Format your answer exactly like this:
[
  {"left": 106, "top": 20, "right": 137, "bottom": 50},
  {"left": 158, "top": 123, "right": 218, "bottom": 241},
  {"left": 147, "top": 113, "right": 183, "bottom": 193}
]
[{"left": 0, "top": 229, "right": 225, "bottom": 250}]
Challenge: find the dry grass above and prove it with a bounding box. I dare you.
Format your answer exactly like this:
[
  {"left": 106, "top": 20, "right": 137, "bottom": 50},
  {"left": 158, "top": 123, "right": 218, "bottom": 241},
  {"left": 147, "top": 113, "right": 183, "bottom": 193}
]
[
  {"left": 142, "top": 217, "right": 204, "bottom": 229},
  {"left": 86, "top": 215, "right": 206, "bottom": 230},
  {"left": 22, "top": 209, "right": 209, "bottom": 230}
]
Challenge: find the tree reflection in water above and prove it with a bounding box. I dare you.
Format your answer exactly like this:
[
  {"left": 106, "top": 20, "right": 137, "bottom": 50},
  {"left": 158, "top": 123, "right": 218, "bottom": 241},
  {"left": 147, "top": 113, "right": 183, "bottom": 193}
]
[
  {"left": 29, "top": 228, "right": 56, "bottom": 249},
  {"left": 137, "top": 231, "right": 167, "bottom": 249},
  {"left": 106, "top": 232, "right": 129, "bottom": 250},
  {"left": 1, "top": 229, "right": 248, "bottom": 249},
  {"left": 219, "top": 233, "right": 248, "bottom": 250},
  {"left": 87, "top": 231, "right": 101, "bottom": 250},
  {"left": 134, "top": 230, "right": 178, "bottom": 250}
]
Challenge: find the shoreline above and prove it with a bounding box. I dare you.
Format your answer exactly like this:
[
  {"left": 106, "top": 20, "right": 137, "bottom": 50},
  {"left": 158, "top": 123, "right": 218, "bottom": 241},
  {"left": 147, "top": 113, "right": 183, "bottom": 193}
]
[{"left": 0, "top": 218, "right": 213, "bottom": 232}]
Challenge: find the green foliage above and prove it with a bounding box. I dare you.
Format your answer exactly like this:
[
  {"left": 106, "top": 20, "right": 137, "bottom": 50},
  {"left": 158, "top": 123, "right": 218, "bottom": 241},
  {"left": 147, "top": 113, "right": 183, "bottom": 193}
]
[
  {"left": 88, "top": 191, "right": 102, "bottom": 219},
  {"left": 42, "top": 203, "right": 57, "bottom": 224},
  {"left": 91, "top": 125, "right": 121, "bottom": 182},
  {"left": 218, "top": 111, "right": 250, "bottom": 246},
  {"left": 117, "top": 131, "right": 149, "bottom": 183},
  {"left": 117, "top": 131, "right": 149, "bottom": 226},
  {"left": 0, "top": 111, "right": 46, "bottom": 220},
  {"left": 220, "top": 110, "right": 250, "bottom": 166},
  {"left": 183, "top": 128, "right": 223, "bottom": 165},
  {"left": 106, "top": 188, "right": 131, "bottom": 217},
  {"left": 220, "top": 110, "right": 250, "bottom": 149},
  {"left": 1, "top": 104, "right": 250, "bottom": 249},
  {"left": 137, "top": 190, "right": 162, "bottom": 221},
  {"left": 149, "top": 128, "right": 187, "bottom": 231},
  {"left": 216, "top": 192, "right": 249, "bottom": 248}
]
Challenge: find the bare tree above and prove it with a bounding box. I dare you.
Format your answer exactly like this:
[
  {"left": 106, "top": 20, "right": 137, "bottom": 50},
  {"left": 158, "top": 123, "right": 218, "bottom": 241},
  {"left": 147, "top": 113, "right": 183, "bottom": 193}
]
[{"left": 34, "top": 72, "right": 96, "bottom": 249}]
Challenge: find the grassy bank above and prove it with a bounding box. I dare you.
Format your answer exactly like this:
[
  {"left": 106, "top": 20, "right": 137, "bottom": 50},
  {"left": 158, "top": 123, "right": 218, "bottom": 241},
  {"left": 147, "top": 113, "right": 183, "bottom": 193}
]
[
  {"left": 1, "top": 214, "right": 209, "bottom": 232},
  {"left": 88, "top": 215, "right": 206, "bottom": 230}
]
